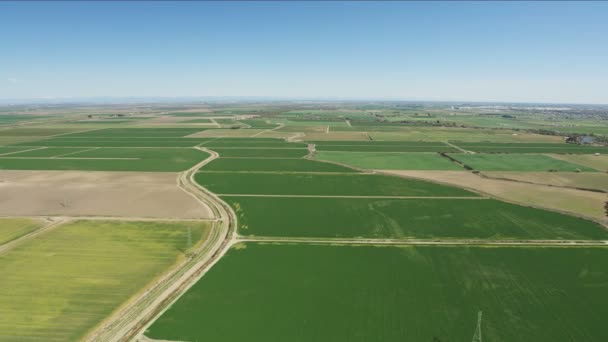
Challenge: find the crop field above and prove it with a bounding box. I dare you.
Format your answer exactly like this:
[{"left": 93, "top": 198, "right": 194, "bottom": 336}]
[
  {"left": 0, "top": 147, "right": 209, "bottom": 171},
  {"left": 0, "top": 218, "right": 45, "bottom": 245},
  {"left": 196, "top": 172, "right": 477, "bottom": 196},
  {"left": 448, "top": 153, "right": 596, "bottom": 171},
  {"left": 224, "top": 196, "right": 607, "bottom": 240},
  {"left": 485, "top": 171, "right": 608, "bottom": 192},
  {"left": 549, "top": 154, "right": 608, "bottom": 172},
  {"left": 0, "top": 146, "right": 37, "bottom": 155},
  {"left": 200, "top": 158, "right": 356, "bottom": 172},
  {"left": 62, "top": 128, "right": 206, "bottom": 138},
  {"left": 314, "top": 151, "right": 462, "bottom": 170},
  {"left": 314, "top": 141, "right": 458, "bottom": 152},
  {"left": 15, "top": 138, "right": 208, "bottom": 147},
  {"left": 3, "top": 147, "right": 93, "bottom": 157},
  {"left": 145, "top": 243, "right": 608, "bottom": 342},
  {"left": 210, "top": 147, "right": 309, "bottom": 158},
  {"left": 202, "top": 140, "right": 306, "bottom": 148},
  {"left": 451, "top": 142, "right": 608, "bottom": 154},
  {"left": 180, "top": 118, "right": 213, "bottom": 123},
  {"left": 0, "top": 220, "right": 211, "bottom": 341}
]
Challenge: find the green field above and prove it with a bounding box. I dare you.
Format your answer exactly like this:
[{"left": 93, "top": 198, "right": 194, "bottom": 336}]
[
  {"left": 314, "top": 151, "right": 463, "bottom": 170},
  {"left": 449, "top": 153, "right": 597, "bottom": 171},
  {"left": 451, "top": 142, "right": 608, "bottom": 154},
  {"left": 0, "top": 218, "right": 44, "bottom": 245},
  {"left": 315, "top": 144, "right": 458, "bottom": 152},
  {"left": 224, "top": 196, "right": 607, "bottom": 240},
  {"left": 0, "top": 220, "right": 211, "bottom": 341},
  {"left": 63, "top": 128, "right": 205, "bottom": 138},
  {"left": 14, "top": 137, "right": 209, "bottom": 147},
  {"left": 0, "top": 147, "right": 208, "bottom": 171},
  {"left": 202, "top": 140, "right": 305, "bottom": 148},
  {"left": 181, "top": 118, "right": 213, "bottom": 123},
  {"left": 210, "top": 148, "right": 308, "bottom": 158},
  {"left": 0, "top": 146, "right": 37, "bottom": 155},
  {"left": 197, "top": 172, "right": 476, "bottom": 197},
  {"left": 5, "top": 147, "right": 92, "bottom": 157},
  {"left": 201, "top": 158, "right": 356, "bottom": 172},
  {"left": 146, "top": 243, "right": 608, "bottom": 342}
]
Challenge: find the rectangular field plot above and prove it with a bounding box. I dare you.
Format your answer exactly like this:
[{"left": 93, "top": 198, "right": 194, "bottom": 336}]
[
  {"left": 15, "top": 138, "right": 209, "bottom": 147},
  {"left": 145, "top": 243, "right": 608, "bottom": 342},
  {"left": 548, "top": 154, "right": 608, "bottom": 172},
  {"left": 449, "top": 153, "right": 597, "bottom": 171},
  {"left": 224, "top": 196, "right": 608, "bottom": 240},
  {"left": 201, "top": 139, "right": 305, "bottom": 148},
  {"left": 197, "top": 173, "right": 477, "bottom": 197},
  {"left": 200, "top": 158, "right": 356, "bottom": 173},
  {"left": 0, "top": 147, "right": 208, "bottom": 171},
  {"left": 315, "top": 141, "right": 458, "bottom": 152},
  {"left": 0, "top": 220, "right": 211, "bottom": 341},
  {"left": 5, "top": 147, "right": 93, "bottom": 157},
  {"left": 314, "top": 151, "right": 462, "bottom": 170},
  {"left": 0, "top": 218, "right": 45, "bottom": 245},
  {"left": 210, "top": 148, "right": 308, "bottom": 158},
  {"left": 451, "top": 142, "right": 608, "bottom": 154},
  {"left": 62, "top": 128, "right": 206, "bottom": 138}
]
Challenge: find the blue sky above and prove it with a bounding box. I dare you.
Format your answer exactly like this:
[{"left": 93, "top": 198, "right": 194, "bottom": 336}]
[{"left": 1, "top": 1, "right": 607, "bottom": 104}]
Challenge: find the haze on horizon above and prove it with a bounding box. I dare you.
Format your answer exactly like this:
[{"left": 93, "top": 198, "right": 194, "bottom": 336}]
[{"left": 1, "top": 1, "right": 607, "bottom": 105}]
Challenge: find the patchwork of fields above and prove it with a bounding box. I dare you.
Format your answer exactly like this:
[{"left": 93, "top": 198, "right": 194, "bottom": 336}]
[
  {"left": 2, "top": 114, "right": 608, "bottom": 341},
  {"left": 146, "top": 243, "right": 608, "bottom": 342}
]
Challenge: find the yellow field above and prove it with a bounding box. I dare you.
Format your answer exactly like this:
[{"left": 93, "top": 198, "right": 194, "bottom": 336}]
[
  {"left": 485, "top": 171, "right": 608, "bottom": 192},
  {"left": 0, "top": 218, "right": 45, "bottom": 245},
  {"left": 0, "top": 219, "right": 211, "bottom": 341}
]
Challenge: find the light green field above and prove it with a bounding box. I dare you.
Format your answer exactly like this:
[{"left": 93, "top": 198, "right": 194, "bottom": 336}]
[
  {"left": 549, "top": 154, "right": 608, "bottom": 172},
  {"left": 314, "top": 151, "right": 462, "bottom": 170},
  {"left": 146, "top": 243, "right": 608, "bottom": 342},
  {"left": 0, "top": 218, "right": 45, "bottom": 245},
  {"left": 449, "top": 153, "right": 597, "bottom": 171},
  {"left": 201, "top": 158, "right": 356, "bottom": 172},
  {"left": 0, "top": 220, "right": 211, "bottom": 341}
]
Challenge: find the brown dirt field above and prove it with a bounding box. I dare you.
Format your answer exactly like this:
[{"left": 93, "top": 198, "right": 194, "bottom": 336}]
[
  {"left": 548, "top": 154, "right": 608, "bottom": 172},
  {"left": 484, "top": 171, "right": 608, "bottom": 192},
  {"left": 380, "top": 170, "right": 607, "bottom": 222},
  {"left": 0, "top": 171, "right": 213, "bottom": 219}
]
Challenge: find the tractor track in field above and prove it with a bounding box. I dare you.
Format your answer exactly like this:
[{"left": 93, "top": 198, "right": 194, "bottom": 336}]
[{"left": 85, "top": 147, "right": 237, "bottom": 342}]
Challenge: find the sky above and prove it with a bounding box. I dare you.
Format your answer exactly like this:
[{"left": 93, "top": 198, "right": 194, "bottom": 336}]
[{"left": 1, "top": 1, "right": 607, "bottom": 104}]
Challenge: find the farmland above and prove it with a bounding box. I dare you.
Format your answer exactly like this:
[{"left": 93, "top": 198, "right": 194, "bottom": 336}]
[
  {"left": 145, "top": 243, "right": 608, "bottom": 342},
  {"left": 0, "top": 220, "right": 211, "bottom": 341},
  {"left": 0, "top": 218, "right": 45, "bottom": 245},
  {"left": 224, "top": 196, "right": 607, "bottom": 240},
  {"left": 0, "top": 147, "right": 209, "bottom": 171},
  {"left": 200, "top": 158, "right": 356, "bottom": 172},
  {"left": 448, "top": 153, "right": 596, "bottom": 171},
  {"left": 314, "top": 151, "right": 462, "bottom": 170},
  {"left": 2, "top": 101, "right": 608, "bottom": 341},
  {"left": 196, "top": 172, "right": 477, "bottom": 196}
]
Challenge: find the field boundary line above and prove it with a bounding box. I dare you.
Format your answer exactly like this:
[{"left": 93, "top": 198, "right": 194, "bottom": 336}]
[
  {"left": 216, "top": 194, "right": 488, "bottom": 199},
  {"left": 0, "top": 217, "right": 67, "bottom": 255},
  {"left": 0, "top": 156, "right": 140, "bottom": 160},
  {"left": 0, "top": 146, "right": 47, "bottom": 156},
  {"left": 51, "top": 147, "right": 100, "bottom": 158}
]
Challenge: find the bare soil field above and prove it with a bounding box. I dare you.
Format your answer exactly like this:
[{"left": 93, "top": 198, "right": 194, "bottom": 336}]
[
  {"left": 485, "top": 171, "right": 608, "bottom": 192},
  {"left": 380, "top": 170, "right": 607, "bottom": 222},
  {"left": 0, "top": 170, "right": 213, "bottom": 219}
]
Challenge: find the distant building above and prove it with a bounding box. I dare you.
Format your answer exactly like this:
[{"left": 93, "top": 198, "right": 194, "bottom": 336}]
[{"left": 565, "top": 135, "right": 594, "bottom": 145}]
